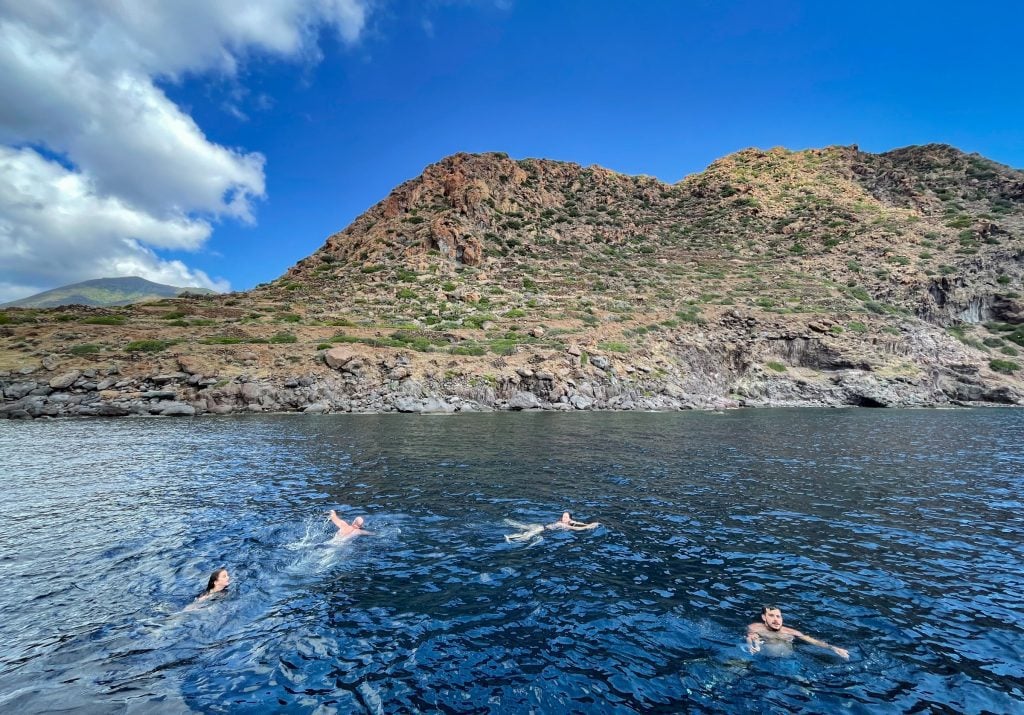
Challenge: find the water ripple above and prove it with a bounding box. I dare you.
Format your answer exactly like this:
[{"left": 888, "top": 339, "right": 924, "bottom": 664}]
[{"left": 1, "top": 410, "right": 1023, "bottom": 712}]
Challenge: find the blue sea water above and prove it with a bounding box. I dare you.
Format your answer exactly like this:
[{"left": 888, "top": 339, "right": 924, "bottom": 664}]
[{"left": 0, "top": 409, "right": 1022, "bottom": 714}]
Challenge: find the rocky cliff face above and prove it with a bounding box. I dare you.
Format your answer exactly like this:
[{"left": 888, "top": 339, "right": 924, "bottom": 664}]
[{"left": 2, "top": 144, "right": 1023, "bottom": 418}]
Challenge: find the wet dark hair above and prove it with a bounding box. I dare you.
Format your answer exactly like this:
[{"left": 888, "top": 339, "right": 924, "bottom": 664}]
[
  {"left": 199, "top": 568, "right": 228, "bottom": 598},
  {"left": 761, "top": 605, "right": 781, "bottom": 615}
]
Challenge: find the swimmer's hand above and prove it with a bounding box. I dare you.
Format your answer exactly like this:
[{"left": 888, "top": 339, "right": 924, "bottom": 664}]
[
  {"left": 832, "top": 646, "right": 850, "bottom": 659},
  {"left": 746, "top": 636, "right": 761, "bottom": 654}
]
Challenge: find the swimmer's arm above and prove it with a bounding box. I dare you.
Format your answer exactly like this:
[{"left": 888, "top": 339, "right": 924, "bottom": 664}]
[
  {"left": 745, "top": 624, "right": 763, "bottom": 652},
  {"left": 185, "top": 593, "right": 210, "bottom": 611},
  {"left": 791, "top": 629, "right": 849, "bottom": 659},
  {"left": 327, "top": 510, "right": 347, "bottom": 529},
  {"left": 568, "top": 521, "right": 599, "bottom": 530}
]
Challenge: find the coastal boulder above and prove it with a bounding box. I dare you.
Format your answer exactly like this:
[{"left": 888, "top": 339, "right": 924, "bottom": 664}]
[
  {"left": 159, "top": 401, "right": 196, "bottom": 416},
  {"left": 570, "top": 394, "right": 594, "bottom": 410},
  {"left": 49, "top": 370, "right": 80, "bottom": 390},
  {"left": 508, "top": 391, "right": 542, "bottom": 410},
  {"left": 325, "top": 346, "right": 358, "bottom": 370},
  {"left": 3, "top": 381, "right": 37, "bottom": 400}
]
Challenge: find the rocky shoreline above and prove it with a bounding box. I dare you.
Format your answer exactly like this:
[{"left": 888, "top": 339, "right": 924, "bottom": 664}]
[{"left": 4, "top": 332, "right": 1020, "bottom": 420}]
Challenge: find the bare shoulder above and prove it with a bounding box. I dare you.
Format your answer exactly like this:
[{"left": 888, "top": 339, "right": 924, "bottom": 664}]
[
  {"left": 747, "top": 622, "right": 767, "bottom": 633},
  {"left": 781, "top": 626, "right": 803, "bottom": 637}
]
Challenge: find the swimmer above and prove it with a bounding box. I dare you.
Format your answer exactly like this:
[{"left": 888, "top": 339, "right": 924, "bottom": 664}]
[
  {"left": 187, "top": 568, "right": 229, "bottom": 608},
  {"left": 504, "top": 512, "right": 600, "bottom": 542},
  {"left": 503, "top": 520, "right": 545, "bottom": 542},
  {"left": 746, "top": 605, "right": 849, "bottom": 659},
  {"left": 328, "top": 510, "right": 372, "bottom": 539},
  {"left": 547, "top": 512, "right": 600, "bottom": 531}
]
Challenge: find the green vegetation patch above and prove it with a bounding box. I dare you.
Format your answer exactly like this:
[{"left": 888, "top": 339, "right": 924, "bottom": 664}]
[
  {"left": 947, "top": 326, "right": 989, "bottom": 351},
  {"left": 675, "top": 305, "right": 704, "bottom": 324},
  {"left": 125, "top": 339, "right": 169, "bottom": 352},
  {"left": 766, "top": 361, "right": 787, "bottom": 372},
  {"left": 269, "top": 332, "right": 298, "bottom": 344},
  {"left": 989, "top": 359, "right": 1019, "bottom": 374},
  {"left": 463, "top": 314, "right": 498, "bottom": 330},
  {"left": 69, "top": 343, "right": 101, "bottom": 355}
]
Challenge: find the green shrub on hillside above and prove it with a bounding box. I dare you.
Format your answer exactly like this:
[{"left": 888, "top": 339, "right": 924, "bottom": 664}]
[
  {"left": 989, "top": 359, "right": 1019, "bottom": 374},
  {"left": 125, "top": 339, "right": 168, "bottom": 352}
]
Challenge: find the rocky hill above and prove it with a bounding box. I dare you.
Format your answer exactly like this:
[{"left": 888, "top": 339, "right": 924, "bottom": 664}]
[
  {"left": 1, "top": 276, "right": 215, "bottom": 309},
  {"left": 2, "top": 144, "right": 1023, "bottom": 418}
]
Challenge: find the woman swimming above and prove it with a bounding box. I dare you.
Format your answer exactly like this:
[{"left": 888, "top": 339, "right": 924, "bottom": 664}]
[
  {"left": 504, "top": 512, "right": 600, "bottom": 542},
  {"left": 194, "top": 568, "right": 230, "bottom": 602}
]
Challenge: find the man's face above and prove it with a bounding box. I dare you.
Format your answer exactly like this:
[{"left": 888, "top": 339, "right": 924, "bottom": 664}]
[{"left": 762, "top": 608, "right": 783, "bottom": 631}]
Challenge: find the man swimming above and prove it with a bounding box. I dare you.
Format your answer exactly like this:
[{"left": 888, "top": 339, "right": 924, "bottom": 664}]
[
  {"left": 328, "top": 510, "right": 372, "bottom": 540},
  {"left": 746, "top": 605, "right": 849, "bottom": 659},
  {"left": 504, "top": 512, "right": 600, "bottom": 542}
]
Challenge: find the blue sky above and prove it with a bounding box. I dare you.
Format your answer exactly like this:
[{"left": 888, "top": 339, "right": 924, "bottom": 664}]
[{"left": 2, "top": 1, "right": 1022, "bottom": 301}]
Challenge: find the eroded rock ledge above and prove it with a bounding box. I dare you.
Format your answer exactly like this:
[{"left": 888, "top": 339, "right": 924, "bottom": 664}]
[{"left": 4, "top": 312, "right": 1019, "bottom": 419}]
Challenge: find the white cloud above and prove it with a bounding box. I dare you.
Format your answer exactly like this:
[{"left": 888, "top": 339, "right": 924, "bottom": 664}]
[
  {"left": 0, "top": 0, "right": 372, "bottom": 300},
  {"left": 0, "top": 146, "right": 227, "bottom": 302}
]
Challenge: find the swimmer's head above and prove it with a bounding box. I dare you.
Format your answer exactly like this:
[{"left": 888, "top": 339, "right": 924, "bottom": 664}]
[
  {"left": 761, "top": 606, "right": 783, "bottom": 631},
  {"left": 561, "top": 512, "right": 571, "bottom": 523},
  {"left": 353, "top": 516, "right": 365, "bottom": 528},
  {"left": 206, "top": 568, "right": 229, "bottom": 593}
]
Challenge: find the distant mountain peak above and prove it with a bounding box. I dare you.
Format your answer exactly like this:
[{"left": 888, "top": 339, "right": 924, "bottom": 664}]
[{"left": 1, "top": 276, "right": 216, "bottom": 308}]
